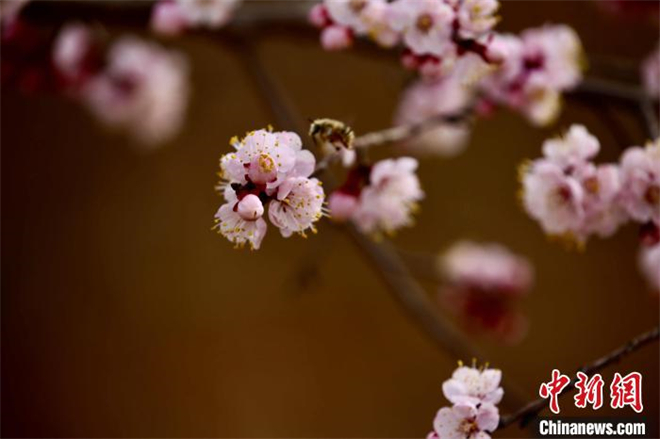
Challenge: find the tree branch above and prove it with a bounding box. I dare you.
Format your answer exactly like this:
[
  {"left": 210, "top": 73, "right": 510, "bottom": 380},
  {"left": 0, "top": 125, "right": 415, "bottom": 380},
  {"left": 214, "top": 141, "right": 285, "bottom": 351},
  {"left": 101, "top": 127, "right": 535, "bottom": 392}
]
[{"left": 497, "top": 325, "right": 660, "bottom": 430}]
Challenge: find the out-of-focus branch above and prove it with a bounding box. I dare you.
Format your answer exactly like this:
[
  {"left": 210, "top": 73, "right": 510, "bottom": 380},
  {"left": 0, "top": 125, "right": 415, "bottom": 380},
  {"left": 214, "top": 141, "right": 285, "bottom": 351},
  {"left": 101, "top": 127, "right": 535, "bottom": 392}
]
[
  {"left": 497, "top": 326, "right": 660, "bottom": 430},
  {"left": 353, "top": 109, "right": 473, "bottom": 149}
]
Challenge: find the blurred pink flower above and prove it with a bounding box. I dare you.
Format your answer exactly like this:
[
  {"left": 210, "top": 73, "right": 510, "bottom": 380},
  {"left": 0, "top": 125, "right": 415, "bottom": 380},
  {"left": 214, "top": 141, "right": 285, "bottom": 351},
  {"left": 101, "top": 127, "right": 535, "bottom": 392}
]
[
  {"left": 150, "top": 1, "right": 188, "bottom": 36},
  {"left": 440, "top": 241, "right": 533, "bottom": 295},
  {"left": 81, "top": 36, "right": 190, "bottom": 146},
  {"left": 430, "top": 402, "right": 499, "bottom": 439},
  {"left": 387, "top": 0, "right": 455, "bottom": 57},
  {"left": 456, "top": 0, "right": 499, "bottom": 40},
  {"left": 521, "top": 125, "right": 630, "bottom": 243},
  {"left": 320, "top": 24, "right": 353, "bottom": 50},
  {"left": 328, "top": 158, "right": 424, "bottom": 236},
  {"left": 480, "top": 25, "right": 583, "bottom": 126},
  {"left": 353, "top": 157, "right": 424, "bottom": 235},
  {"left": 151, "top": 0, "right": 240, "bottom": 33},
  {"left": 639, "top": 242, "right": 660, "bottom": 293},
  {"left": 618, "top": 139, "right": 660, "bottom": 226},
  {"left": 442, "top": 365, "right": 504, "bottom": 406},
  {"left": 642, "top": 44, "right": 660, "bottom": 100},
  {"left": 394, "top": 56, "right": 485, "bottom": 156}
]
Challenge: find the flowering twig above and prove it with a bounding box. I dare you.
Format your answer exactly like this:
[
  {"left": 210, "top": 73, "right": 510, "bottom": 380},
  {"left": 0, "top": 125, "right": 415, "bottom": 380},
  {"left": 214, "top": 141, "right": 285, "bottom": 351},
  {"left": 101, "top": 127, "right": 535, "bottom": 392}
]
[
  {"left": 231, "top": 34, "right": 533, "bottom": 410},
  {"left": 497, "top": 325, "right": 660, "bottom": 430}
]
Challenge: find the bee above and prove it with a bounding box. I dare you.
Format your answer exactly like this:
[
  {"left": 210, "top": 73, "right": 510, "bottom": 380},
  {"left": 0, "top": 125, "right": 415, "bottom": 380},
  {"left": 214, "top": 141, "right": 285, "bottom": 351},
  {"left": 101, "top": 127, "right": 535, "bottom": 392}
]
[{"left": 309, "top": 118, "right": 355, "bottom": 153}]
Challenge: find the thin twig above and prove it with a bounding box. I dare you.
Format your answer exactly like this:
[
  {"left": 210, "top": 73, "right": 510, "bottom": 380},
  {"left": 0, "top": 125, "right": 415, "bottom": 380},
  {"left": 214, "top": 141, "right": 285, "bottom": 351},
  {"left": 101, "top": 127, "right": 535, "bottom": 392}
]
[
  {"left": 497, "top": 326, "right": 660, "bottom": 430},
  {"left": 639, "top": 98, "right": 659, "bottom": 139},
  {"left": 353, "top": 110, "right": 472, "bottom": 149}
]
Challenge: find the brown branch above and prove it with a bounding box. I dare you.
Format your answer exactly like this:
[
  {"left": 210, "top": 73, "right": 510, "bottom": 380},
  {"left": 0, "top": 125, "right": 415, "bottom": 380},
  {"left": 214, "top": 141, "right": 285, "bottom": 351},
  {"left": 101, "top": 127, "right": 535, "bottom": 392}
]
[{"left": 497, "top": 325, "right": 660, "bottom": 430}]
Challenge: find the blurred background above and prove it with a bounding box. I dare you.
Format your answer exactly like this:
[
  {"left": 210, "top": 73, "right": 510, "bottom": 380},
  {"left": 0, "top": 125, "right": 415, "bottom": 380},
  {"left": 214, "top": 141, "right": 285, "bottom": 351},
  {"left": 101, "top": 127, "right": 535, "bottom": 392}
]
[{"left": 2, "top": 1, "right": 659, "bottom": 437}]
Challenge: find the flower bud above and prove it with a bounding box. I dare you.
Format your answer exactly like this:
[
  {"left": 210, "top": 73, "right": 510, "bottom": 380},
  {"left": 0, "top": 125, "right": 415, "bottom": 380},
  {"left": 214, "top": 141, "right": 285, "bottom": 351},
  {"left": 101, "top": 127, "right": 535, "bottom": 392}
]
[{"left": 237, "top": 194, "right": 264, "bottom": 221}]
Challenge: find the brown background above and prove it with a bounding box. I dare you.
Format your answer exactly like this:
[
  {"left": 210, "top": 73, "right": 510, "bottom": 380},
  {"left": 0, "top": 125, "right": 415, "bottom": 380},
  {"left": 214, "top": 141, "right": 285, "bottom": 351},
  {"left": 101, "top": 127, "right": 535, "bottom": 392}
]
[{"left": 2, "top": 1, "right": 659, "bottom": 437}]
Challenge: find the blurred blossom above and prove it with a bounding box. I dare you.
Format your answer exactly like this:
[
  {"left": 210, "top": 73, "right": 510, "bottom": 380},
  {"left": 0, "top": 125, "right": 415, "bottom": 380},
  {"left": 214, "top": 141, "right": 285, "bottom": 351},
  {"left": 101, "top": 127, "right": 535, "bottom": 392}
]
[
  {"left": 151, "top": 0, "right": 241, "bottom": 34},
  {"left": 521, "top": 125, "right": 633, "bottom": 245},
  {"left": 394, "top": 56, "right": 487, "bottom": 156},
  {"left": 81, "top": 36, "right": 190, "bottom": 147},
  {"left": 215, "top": 128, "right": 325, "bottom": 249},
  {"left": 428, "top": 401, "right": 499, "bottom": 439},
  {"left": 0, "top": 0, "right": 28, "bottom": 26},
  {"left": 618, "top": 139, "right": 660, "bottom": 226},
  {"left": 456, "top": 0, "right": 499, "bottom": 40},
  {"left": 321, "top": 24, "right": 353, "bottom": 50},
  {"left": 439, "top": 241, "right": 532, "bottom": 344},
  {"left": 442, "top": 364, "right": 504, "bottom": 406},
  {"left": 52, "top": 23, "right": 102, "bottom": 89},
  {"left": 440, "top": 241, "right": 533, "bottom": 294},
  {"left": 639, "top": 242, "right": 660, "bottom": 293},
  {"left": 311, "top": 0, "right": 399, "bottom": 50},
  {"left": 387, "top": 0, "right": 455, "bottom": 57},
  {"left": 480, "top": 25, "right": 584, "bottom": 126},
  {"left": 329, "top": 158, "right": 424, "bottom": 236},
  {"left": 642, "top": 45, "right": 660, "bottom": 100}
]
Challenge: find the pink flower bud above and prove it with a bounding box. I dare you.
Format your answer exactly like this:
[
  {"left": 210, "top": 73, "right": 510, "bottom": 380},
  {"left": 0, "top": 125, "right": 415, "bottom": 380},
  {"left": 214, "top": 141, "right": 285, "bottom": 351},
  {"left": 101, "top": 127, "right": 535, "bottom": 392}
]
[
  {"left": 237, "top": 194, "right": 264, "bottom": 221},
  {"left": 328, "top": 192, "right": 358, "bottom": 221},
  {"left": 308, "top": 3, "right": 330, "bottom": 28},
  {"left": 320, "top": 25, "right": 353, "bottom": 51}
]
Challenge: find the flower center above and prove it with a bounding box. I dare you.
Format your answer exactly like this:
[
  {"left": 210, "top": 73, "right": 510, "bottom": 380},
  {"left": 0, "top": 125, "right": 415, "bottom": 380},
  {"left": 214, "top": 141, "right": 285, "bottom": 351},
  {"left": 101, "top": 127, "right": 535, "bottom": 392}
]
[
  {"left": 645, "top": 185, "right": 660, "bottom": 205},
  {"left": 257, "top": 153, "right": 275, "bottom": 173},
  {"left": 583, "top": 176, "right": 599, "bottom": 194},
  {"left": 416, "top": 13, "right": 434, "bottom": 33},
  {"left": 460, "top": 419, "right": 479, "bottom": 437}
]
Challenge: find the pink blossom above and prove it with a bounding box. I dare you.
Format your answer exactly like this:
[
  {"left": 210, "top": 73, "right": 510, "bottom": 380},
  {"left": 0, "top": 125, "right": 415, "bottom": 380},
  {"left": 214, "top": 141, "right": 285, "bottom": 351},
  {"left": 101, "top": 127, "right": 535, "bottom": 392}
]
[
  {"left": 440, "top": 241, "right": 533, "bottom": 295},
  {"left": 542, "top": 124, "right": 600, "bottom": 169},
  {"left": 442, "top": 365, "right": 504, "bottom": 406},
  {"left": 150, "top": 1, "right": 188, "bottom": 36},
  {"left": 479, "top": 25, "right": 583, "bottom": 126},
  {"left": 221, "top": 129, "right": 315, "bottom": 189},
  {"left": 309, "top": 3, "right": 331, "bottom": 28},
  {"left": 269, "top": 177, "right": 326, "bottom": 238},
  {"left": 0, "top": 0, "right": 29, "bottom": 26},
  {"left": 327, "top": 192, "right": 359, "bottom": 220},
  {"left": 577, "top": 164, "right": 628, "bottom": 238},
  {"left": 639, "top": 242, "right": 660, "bottom": 292},
  {"left": 320, "top": 24, "right": 353, "bottom": 50},
  {"left": 394, "top": 58, "right": 481, "bottom": 156},
  {"left": 324, "top": 0, "right": 372, "bottom": 34},
  {"left": 522, "top": 159, "right": 586, "bottom": 237},
  {"left": 215, "top": 128, "right": 325, "bottom": 248},
  {"left": 352, "top": 158, "right": 424, "bottom": 235},
  {"left": 642, "top": 44, "right": 660, "bottom": 99},
  {"left": 618, "top": 140, "right": 660, "bottom": 226},
  {"left": 456, "top": 0, "right": 499, "bottom": 40},
  {"left": 176, "top": 0, "right": 240, "bottom": 29},
  {"left": 431, "top": 402, "right": 499, "bottom": 439},
  {"left": 214, "top": 187, "right": 268, "bottom": 250},
  {"left": 387, "top": 0, "right": 455, "bottom": 57},
  {"left": 81, "top": 37, "right": 190, "bottom": 146}
]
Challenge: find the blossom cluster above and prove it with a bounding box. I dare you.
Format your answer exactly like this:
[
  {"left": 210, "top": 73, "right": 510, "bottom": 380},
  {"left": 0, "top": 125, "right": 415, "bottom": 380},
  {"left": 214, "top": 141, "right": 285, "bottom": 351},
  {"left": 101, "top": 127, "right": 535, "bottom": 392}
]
[
  {"left": 310, "top": 0, "right": 499, "bottom": 77},
  {"left": 521, "top": 125, "right": 660, "bottom": 291},
  {"left": 214, "top": 128, "right": 326, "bottom": 250},
  {"left": 392, "top": 23, "right": 584, "bottom": 157},
  {"left": 151, "top": 0, "right": 242, "bottom": 35},
  {"left": 51, "top": 24, "right": 190, "bottom": 146},
  {"left": 427, "top": 364, "right": 503, "bottom": 439},
  {"left": 479, "top": 25, "right": 583, "bottom": 126},
  {"left": 439, "top": 241, "right": 533, "bottom": 343},
  {"left": 328, "top": 157, "right": 424, "bottom": 237},
  {"left": 521, "top": 125, "right": 659, "bottom": 245}
]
